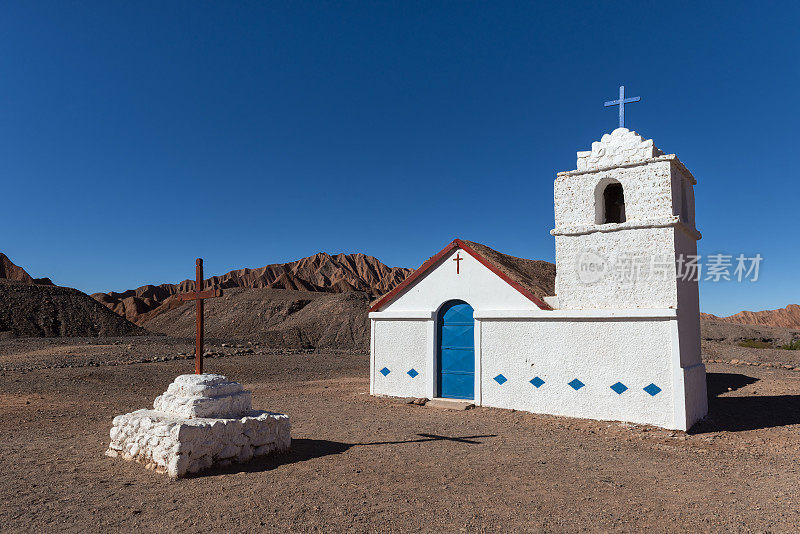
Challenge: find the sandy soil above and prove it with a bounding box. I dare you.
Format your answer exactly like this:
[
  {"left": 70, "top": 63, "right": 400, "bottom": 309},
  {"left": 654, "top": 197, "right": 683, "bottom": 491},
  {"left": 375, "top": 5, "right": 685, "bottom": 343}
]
[{"left": 1, "top": 339, "right": 800, "bottom": 533}]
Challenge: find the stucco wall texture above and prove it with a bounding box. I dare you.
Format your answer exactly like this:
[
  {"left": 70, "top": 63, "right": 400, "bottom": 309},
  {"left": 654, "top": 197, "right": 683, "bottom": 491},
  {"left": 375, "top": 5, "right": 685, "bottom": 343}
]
[
  {"left": 371, "top": 312, "right": 699, "bottom": 429},
  {"left": 478, "top": 318, "right": 674, "bottom": 427},
  {"left": 371, "top": 319, "right": 429, "bottom": 399}
]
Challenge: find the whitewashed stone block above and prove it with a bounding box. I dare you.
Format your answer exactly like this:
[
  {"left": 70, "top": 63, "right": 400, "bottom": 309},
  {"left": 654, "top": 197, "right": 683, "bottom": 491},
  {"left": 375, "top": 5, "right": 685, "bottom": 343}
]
[
  {"left": 153, "top": 374, "right": 253, "bottom": 418},
  {"left": 106, "top": 374, "right": 290, "bottom": 478}
]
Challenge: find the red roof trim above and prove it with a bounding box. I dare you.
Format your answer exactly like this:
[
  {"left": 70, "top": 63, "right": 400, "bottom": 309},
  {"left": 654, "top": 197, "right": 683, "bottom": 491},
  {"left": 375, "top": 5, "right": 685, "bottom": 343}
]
[
  {"left": 369, "top": 238, "right": 552, "bottom": 312},
  {"left": 455, "top": 239, "right": 551, "bottom": 311},
  {"left": 369, "top": 240, "right": 460, "bottom": 312}
]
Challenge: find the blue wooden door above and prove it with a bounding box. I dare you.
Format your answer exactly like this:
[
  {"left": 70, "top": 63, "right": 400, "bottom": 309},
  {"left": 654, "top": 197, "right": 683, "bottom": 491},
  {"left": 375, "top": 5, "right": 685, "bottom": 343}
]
[{"left": 438, "top": 300, "right": 475, "bottom": 400}]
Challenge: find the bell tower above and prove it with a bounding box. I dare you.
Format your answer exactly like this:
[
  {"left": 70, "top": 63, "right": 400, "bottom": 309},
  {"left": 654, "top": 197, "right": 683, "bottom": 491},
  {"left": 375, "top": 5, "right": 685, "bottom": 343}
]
[
  {"left": 549, "top": 128, "right": 707, "bottom": 429},
  {"left": 550, "top": 128, "right": 700, "bottom": 312}
]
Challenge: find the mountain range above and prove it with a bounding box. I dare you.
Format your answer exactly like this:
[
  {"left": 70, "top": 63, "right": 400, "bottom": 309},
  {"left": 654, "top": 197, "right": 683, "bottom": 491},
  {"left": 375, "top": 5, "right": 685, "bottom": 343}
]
[
  {"left": 700, "top": 305, "right": 800, "bottom": 330},
  {"left": 2, "top": 250, "right": 799, "bottom": 342},
  {"left": 92, "top": 252, "right": 412, "bottom": 325}
]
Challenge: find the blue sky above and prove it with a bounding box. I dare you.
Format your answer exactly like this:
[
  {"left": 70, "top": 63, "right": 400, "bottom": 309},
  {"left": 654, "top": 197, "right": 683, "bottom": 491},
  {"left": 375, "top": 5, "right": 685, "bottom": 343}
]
[{"left": 1, "top": 1, "right": 798, "bottom": 316}]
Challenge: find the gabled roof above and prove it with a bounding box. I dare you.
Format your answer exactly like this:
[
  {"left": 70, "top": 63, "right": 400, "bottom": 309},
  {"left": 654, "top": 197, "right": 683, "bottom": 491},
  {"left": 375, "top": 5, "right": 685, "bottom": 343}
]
[{"left": 369, "top": 239, "right": 554, "bottom": 312}]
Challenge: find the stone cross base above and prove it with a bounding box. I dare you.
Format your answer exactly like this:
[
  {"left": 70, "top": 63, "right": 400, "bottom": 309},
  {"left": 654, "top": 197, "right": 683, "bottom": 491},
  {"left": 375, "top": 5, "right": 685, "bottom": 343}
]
[{"left": 106, "top": 374, "right": 291, "bottom": 478}]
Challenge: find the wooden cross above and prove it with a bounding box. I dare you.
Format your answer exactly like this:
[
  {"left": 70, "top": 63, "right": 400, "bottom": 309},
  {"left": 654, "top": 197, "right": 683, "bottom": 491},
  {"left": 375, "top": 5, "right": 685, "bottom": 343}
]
[
  {"left": 453, "top": 252, "right": 463, "bottom": 274},
  {"left": 604, "top": 85, "right": 641, "bottom": 128},
  {"left": 176, "top": 258, "right": 222, "bottom": 374}
]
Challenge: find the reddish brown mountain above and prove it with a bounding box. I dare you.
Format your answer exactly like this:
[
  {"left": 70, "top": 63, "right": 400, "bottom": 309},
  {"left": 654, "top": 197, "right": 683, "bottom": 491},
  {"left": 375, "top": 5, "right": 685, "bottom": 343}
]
[
  {"left": 143, "top": 288, "right": 372, "bottom": 351},
  {"left": 0, "top": 253, "right": 53, "bottom": 285},
  {"left": 122, "top": 245, "right": 556, "bottom": 351},
  {"left": 93, "top": 252, "right": 413, "bottom": 325},
  {"left": 701, "top": 304, "right": 800, "bottom": 330}
]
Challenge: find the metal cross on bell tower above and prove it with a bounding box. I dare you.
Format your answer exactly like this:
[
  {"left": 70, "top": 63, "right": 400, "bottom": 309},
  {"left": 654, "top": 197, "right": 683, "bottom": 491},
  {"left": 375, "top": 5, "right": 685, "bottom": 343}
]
[{"left": 604, "top": 85, "right": 641, "bottom": 129}]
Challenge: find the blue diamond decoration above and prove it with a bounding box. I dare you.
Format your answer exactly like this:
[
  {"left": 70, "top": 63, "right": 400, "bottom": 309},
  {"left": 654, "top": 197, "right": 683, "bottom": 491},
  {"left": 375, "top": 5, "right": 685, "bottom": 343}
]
[
  {"left": 610, "top": 381, "right": 628, "bottom": 394},
  {"left": 407, "top": 368, "right": 419, "bottom": 378},
  {"left": 643, "top": 383, "right": 662, "bottom": 396},
  {"left": 379, "top": 367, "right": 390, "bottom": 376},
  {"left": 568, "top": 378, "right": 585, "bottom": 391},
  {"left": 529, "top": 376, "right": 545, "bottom": 388},
  {"left": 494, "top": 374, "right": 508, "bottom": 385}
]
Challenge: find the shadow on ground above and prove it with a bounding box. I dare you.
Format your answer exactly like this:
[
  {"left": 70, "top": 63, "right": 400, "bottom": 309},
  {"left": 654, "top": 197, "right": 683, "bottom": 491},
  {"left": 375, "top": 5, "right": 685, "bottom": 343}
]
[
  {"left": 691, "top": 372, "right": 800, "bottom": 433},
  {"left": 193, "top": 433, "right": 497, "bottom": 478},
  {"left": 192, "top": 372, "right": 800, "bottom": 475}
]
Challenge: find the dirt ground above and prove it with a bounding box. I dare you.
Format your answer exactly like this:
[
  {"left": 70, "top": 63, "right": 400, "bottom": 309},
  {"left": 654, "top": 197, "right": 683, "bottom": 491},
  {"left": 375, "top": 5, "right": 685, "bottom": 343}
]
[{"left": 1, "top": 338, "right": 800, "bottom": 533}]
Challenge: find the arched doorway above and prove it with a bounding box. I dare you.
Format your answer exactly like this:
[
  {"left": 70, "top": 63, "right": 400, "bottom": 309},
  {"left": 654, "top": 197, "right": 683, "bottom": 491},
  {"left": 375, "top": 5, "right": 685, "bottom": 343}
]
[{"left": 437, "top": 300, "right": 475, "bottom": 400}]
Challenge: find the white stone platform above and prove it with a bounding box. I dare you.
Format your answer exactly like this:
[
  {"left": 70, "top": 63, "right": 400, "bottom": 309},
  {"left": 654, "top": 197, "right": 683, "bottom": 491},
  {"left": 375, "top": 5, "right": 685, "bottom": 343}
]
[{"left": 106, "top": 374, "right": 291, "bottom": 478}]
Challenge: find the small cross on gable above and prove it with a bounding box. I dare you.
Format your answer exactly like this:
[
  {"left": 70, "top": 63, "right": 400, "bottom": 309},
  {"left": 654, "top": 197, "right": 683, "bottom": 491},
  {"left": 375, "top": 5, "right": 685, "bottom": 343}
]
[{"left": 452, "top": 252, "right": 463, "bottom": 274}]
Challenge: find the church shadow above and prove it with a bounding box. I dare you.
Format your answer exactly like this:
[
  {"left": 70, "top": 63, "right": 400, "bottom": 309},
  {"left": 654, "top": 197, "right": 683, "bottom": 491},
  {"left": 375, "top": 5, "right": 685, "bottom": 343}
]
[
  {"left": 705, "top": 372, "right": 758, "bottom": 397},
  {"left": 191, "top": 433, "right": 496, "bottom": 478},
  {"left": 690, "top": 372, "right": 800, "bottom": 433}
]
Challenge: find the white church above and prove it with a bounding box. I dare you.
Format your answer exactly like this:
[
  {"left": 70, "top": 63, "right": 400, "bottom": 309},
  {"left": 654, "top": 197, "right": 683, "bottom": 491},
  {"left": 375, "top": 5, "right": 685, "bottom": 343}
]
[{"left": 368, "top": 128, "right": 708, "bottom": 431}]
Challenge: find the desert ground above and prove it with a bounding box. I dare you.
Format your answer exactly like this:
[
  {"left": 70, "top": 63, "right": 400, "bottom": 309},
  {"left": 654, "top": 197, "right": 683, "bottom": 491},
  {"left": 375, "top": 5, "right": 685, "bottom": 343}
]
[{"left": 1, "top": 337, "right": 799, "bottom": 533}]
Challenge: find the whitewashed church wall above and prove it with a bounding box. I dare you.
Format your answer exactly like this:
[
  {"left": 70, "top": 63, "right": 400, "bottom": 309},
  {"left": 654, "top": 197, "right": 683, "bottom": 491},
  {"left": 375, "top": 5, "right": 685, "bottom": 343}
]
[
  {"left": 382, "top": 248, "right": 538, "bottom": 313},
  {"left": 479, "top": 318, "right": 676, "bottom": 429},
  {"left": 554, "top": 226, "right": 677, "bottom": 309},
  {"left": 371, "top": 319, "right": 429, "bottom": 398},
  {"left": 674, "top": 228, "right": 702, "bottom": 368},
  {"left": 670, "top": 167, "right": 682, "bottom": 220},
  {"left": 553, "top": 160, "right": 674, "bottom": 230},
  {"left": 670, "top": 163, "right": 697, "bottom": 226},
  {"left": 686, "top": 180, "right": 697, "bottom": 227},
  {"left": 681, "top": 361, "right": 709, "bottom": 430}
]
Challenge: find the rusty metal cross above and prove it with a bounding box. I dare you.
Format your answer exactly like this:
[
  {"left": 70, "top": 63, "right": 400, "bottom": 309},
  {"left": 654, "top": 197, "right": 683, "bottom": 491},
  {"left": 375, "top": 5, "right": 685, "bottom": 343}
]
[
  {"left": 176, "top": 258, "right": 222, "bottom": 374},
  {"left": 453, "top": 252, "right": 463, "bottom": 274}
]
